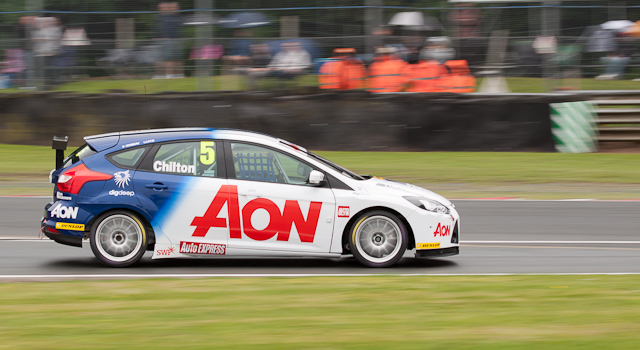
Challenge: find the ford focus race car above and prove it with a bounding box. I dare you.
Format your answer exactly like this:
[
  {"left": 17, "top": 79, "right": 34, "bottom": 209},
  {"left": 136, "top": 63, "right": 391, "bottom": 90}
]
[{"left": 42, "top": 128, "right": 460, "bottom": 268}]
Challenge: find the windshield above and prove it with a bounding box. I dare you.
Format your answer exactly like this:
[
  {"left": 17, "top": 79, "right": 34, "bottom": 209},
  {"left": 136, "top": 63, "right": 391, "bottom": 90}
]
[
  {"left": 63, "top": 143, "right": 96, "bottom": 168},
  {"left": 306, "top": 151, "right": 364, "bottom": 180}
]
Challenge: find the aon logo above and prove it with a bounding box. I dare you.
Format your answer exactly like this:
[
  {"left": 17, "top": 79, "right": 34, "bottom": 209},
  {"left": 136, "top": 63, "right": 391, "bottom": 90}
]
[
  {"left": 51, "top": 204, "right": 79, "bottom": 219},
  {"left": 191, "top": 185, "right": 322, "bottom": 243}
]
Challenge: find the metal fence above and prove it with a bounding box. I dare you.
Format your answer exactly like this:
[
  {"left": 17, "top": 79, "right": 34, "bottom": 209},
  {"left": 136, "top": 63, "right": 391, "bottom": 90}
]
[{"left": 1, "top": 1, "right": 640, "bottom": 92}]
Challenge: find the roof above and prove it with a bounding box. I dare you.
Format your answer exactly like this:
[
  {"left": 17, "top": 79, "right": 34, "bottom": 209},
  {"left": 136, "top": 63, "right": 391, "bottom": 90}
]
[
  {"left": 84, "top": 128, "right": 292, "bottom": 152},
  {"left": 86, "top": 128, "right": 279, "bottom": 142}
]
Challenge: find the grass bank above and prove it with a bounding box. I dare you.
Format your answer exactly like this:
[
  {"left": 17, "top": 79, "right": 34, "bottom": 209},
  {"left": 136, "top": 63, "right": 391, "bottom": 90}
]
[
  {"left": 0, "top": 276, "right": 639, "bottom": 349},
  {"left": 1, "top": 144, "right": 639, "bottom": 198},
  {"left": 2, "top": 76, "right": 640, "bottom": 94}
]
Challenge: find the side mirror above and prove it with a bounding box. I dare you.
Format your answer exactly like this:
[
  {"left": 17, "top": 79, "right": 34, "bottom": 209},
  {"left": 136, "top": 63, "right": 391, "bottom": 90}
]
[{"left": 308, "top": 170, "right": 325, "bottom": 186}]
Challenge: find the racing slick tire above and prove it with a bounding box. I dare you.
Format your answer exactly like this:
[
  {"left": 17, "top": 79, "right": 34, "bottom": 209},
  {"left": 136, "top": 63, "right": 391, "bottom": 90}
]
[
  {"left": 90, "top": 211, "right": 148, "bottom": 267},
  {"left": 348, "top": 210, "right": 408, "bottom": 268}
]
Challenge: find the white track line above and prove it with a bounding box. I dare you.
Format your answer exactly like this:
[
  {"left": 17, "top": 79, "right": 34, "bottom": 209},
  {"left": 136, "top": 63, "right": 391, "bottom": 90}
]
[
  {"left": 1, "top": 273, "right": 640, "bottom": 279},
  {"left": 0, "top": 237, "right": 53, "bottom": 241},
  {"left": 3, "top": 238, "right": 640, "bottom": 245},
  {"left": 464, "top": 240, "right": 640, "bottom": 244},
  {"left": 3, "top": 196, "right": 640, "bottom": 202},
  {"left": 451, "top": 199, "right": 640, "bottom": 202}
]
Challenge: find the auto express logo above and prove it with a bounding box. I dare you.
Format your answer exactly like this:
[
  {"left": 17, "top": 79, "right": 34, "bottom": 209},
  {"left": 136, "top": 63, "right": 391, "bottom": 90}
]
[{"left": 114, "top": 170, "right": 131, "bottom": 188}]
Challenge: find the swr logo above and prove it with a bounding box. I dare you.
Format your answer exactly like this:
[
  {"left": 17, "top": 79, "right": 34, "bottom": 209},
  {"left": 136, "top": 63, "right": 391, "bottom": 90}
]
[
  {"left": 433, "top": 223, "right": 451, "bottom": 237},
  {"left": 191, "top": 185, "right": 322, "bottom": 242}
]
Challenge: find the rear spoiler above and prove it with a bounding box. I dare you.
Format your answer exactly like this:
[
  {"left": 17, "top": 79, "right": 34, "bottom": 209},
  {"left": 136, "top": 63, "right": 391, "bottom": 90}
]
[{"left": 52, "top": 135, "right": 68, "bottom": 170}]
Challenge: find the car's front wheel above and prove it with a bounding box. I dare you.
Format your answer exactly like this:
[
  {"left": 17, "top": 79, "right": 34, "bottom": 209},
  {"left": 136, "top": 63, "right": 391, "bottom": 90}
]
[
  {"left": 90, "top": 211, "right": 147, "bottom": 267},
  {"left": 349, "top": 210, "right": 408, "bottom": 267}
]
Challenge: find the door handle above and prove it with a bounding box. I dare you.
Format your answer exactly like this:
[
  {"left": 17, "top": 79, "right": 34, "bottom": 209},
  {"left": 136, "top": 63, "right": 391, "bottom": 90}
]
[
  {"left": 239, "top": 189, "right": 262, "bottom": 197},
  {"left": 145, "top": 182, "right": 168, "bottom": 190}
]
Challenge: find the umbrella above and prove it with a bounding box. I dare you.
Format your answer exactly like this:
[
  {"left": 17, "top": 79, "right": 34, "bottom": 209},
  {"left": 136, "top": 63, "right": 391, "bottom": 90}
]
[
  {"left": 388, "top": 11, "right": 443, "bottom": 31},
  {"left": 624, "top": 20, "right": 640, "bottom": 37},
  {"left": 183, "top": 13, "right": 219, "bottom": 26},
  {"left": 218, "top": 12, "right": 270, "bottom": 29},
  {"left": 600, "top": 20, "right": 635, "bottom": 32}
]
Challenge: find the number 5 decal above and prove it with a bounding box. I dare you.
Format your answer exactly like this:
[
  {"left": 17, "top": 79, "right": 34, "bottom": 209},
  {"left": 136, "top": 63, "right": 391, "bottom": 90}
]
[{"left": 200, "top": 141, "right": 215, "bottom": 165}]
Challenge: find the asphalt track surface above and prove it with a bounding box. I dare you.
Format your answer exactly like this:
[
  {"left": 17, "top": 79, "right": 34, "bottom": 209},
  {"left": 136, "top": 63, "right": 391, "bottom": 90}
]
[{"left": 2, "top": 197, "right": 640, "bottom": 279}]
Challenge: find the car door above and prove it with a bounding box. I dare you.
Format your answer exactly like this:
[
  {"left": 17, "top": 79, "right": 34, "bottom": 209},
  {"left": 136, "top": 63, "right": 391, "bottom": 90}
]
[
  {"left": 225, "top": 141, "right": 336, "bottom": 254},
  {"left": 133, "top": 140, "right": 229, "bottom": 253}
]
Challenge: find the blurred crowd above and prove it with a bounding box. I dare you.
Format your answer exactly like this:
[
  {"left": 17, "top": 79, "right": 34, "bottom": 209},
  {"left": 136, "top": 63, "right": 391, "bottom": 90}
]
[{"left": 4, "top": 2, "right": 640, "bottom": 92}]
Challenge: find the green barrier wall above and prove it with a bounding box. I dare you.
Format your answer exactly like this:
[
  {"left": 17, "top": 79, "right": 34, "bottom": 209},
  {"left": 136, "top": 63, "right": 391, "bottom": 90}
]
[{"left": 550, "top": 101, "right": 598, "bottom": 153}]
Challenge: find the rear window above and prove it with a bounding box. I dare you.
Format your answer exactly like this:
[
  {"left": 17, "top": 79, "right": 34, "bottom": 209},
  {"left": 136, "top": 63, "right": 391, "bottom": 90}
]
[
  {"left": 108, "top": 147, "right": 148, "bottom": 168},
  {"left": 63, "top": 143, "right": 96, "bottom": 168}
]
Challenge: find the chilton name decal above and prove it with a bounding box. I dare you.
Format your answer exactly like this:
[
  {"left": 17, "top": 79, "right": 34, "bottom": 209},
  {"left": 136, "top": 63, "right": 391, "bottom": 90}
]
[
  {"left": 180, "top": 241, "right": 226, "bottom": 255},
  {"left": 190, "top": 185, "right": 322, "bottom": 242},
  {"left": 153, "top": 161, "right": 195, "bottom": 174}
]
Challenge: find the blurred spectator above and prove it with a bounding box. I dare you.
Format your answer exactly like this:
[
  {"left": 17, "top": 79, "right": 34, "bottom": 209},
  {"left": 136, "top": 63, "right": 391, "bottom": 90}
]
[
  {"left": 245, "top": 43, "right": 272, "bottom": 89},
  {"left": 222, "top": 29, "right": 253, "bottom": 74},
  {"left": 58, "top": 27, "right": 91, "bottom": 82},
  {"left": 154, "top": 2, "right": 184, "bottom": 79},
  {"left": 595, "top": 54, "right": 629, "bottom": 80},
  {"left": 319, "top": 48, "right": 366, "bottom": 90},
  {"left": 18, "top": 16, "right": 37, "bottom": 88},
  {"left": 596, "top": 33, "right": 634, "bottom": 80},
  {"left": 33, "top": 17, "right": 62, "bottom": 88},
  {"left": 420, "top": 36, "right": 455, "bottom": 64},
  {"left": 404, "top": 46, "right": 443, "bottom": 93},
  {"left": 1, "top": 49, "right": 26, "bottom": 89},
  {"left": 405, "top": 45, "right": 421, "bottom": 64},
  {"left": 448, "top": 3, "right": 481, "bottom": 38},
  {"left": 371, "top": 26, "right": 392, "bottom": 50},
  {"left": 583, "top": 26, "right": 617, "bottom": 54},
  {"left": 266, "top": 41, "right": 311, "bottom": 80},
  {"left": 368, "top": 47, "right": 407, "bottom": 92},
  {"left": 514, "top": 41, "right": 542, "bottom": 78}
]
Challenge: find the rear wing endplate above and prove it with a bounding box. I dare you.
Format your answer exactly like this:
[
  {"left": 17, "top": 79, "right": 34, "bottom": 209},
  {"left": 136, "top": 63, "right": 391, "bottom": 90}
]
[{"left": 52, "top": 135, "right": 68, "bottom": 170}]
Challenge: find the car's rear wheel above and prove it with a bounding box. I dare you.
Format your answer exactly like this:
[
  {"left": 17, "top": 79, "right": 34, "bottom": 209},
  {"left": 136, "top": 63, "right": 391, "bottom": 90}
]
[
  {"left": 349, "top": 210, "right": 408, "bottom": 267},
  {"left": 90, "top": 211, "right": 147, "bottom": 267}
]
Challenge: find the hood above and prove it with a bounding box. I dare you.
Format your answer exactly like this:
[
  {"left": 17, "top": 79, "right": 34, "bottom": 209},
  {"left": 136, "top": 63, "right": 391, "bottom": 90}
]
[{"left": 362, "top": 177, "right": 452, "bottom": 206}]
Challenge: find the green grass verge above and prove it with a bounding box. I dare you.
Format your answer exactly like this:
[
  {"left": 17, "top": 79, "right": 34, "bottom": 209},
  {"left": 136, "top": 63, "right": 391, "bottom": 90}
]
[
  {"left": 1, "top": 76, "right": 639, "bottom": 94},
  {"left": 2, "top": 144, "right": 640, "bottom": 198},
  {"left": 0, "top": 144, "right": 54, "bottom": 178},
  {"left": 497, "top": 77, "right": 640, "bottom": 93},
  {"left": 1, "top": 276, "right": 639, "bottom": 349},
  {"left": 0, "top": 75, "right": 319, "bottom": 94}
]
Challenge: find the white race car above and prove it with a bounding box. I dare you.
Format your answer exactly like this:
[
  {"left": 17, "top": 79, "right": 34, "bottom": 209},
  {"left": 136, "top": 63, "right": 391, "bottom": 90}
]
[{"left": 43, "top": 128, "right": 460, "bottom": 267}]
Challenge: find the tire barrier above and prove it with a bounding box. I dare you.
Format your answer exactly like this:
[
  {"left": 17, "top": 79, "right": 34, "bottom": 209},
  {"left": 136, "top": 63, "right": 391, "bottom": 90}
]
[{"left": 0, "top": 90, "right": 588, "bottom": 151}]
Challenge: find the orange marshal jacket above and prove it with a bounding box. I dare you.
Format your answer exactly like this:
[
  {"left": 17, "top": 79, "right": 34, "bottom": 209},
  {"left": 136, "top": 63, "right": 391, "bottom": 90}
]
[
  {"left": 440, "top": 60, "right": 476, "bottom": 93},
  {"left": 404, "top": 60, "right": 444, "bottom": 93},
  {"left": 318, "top": 58, "right": 366, "bottom": 90},
  {"left": 367, "top": 56, "right": 407, "bottom": 92}
]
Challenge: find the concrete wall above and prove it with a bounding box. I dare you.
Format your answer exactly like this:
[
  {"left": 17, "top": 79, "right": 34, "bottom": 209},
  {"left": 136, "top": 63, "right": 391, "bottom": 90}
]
[{"left": 0, "top": 90, "right": 585, "bottom": 151}]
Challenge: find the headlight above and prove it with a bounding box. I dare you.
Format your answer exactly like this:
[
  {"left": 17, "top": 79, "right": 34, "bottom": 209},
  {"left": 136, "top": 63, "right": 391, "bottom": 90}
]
[{"left": 403, "top": 196, "right": 450, "bottom": 215}]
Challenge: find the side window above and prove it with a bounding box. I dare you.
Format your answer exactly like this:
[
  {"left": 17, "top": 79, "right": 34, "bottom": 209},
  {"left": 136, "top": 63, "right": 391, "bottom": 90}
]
[
  {"left": 152, "top": 141, "right": 219, "bottom": 177},
  {"left": 230, "top": 143, "right": 314, "bottom": 185},
  {"left": 108, "top": 147, "right": 148, "bottom": 168}
]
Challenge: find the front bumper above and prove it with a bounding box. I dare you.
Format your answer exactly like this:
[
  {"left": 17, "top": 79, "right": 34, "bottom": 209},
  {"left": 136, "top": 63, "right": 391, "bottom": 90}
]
[
  {"left": 41, "top": 222, "right": 83, "bottom": 247},
  {"left": 416, "top": 246, "right": 459, "bottom": 258}
]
